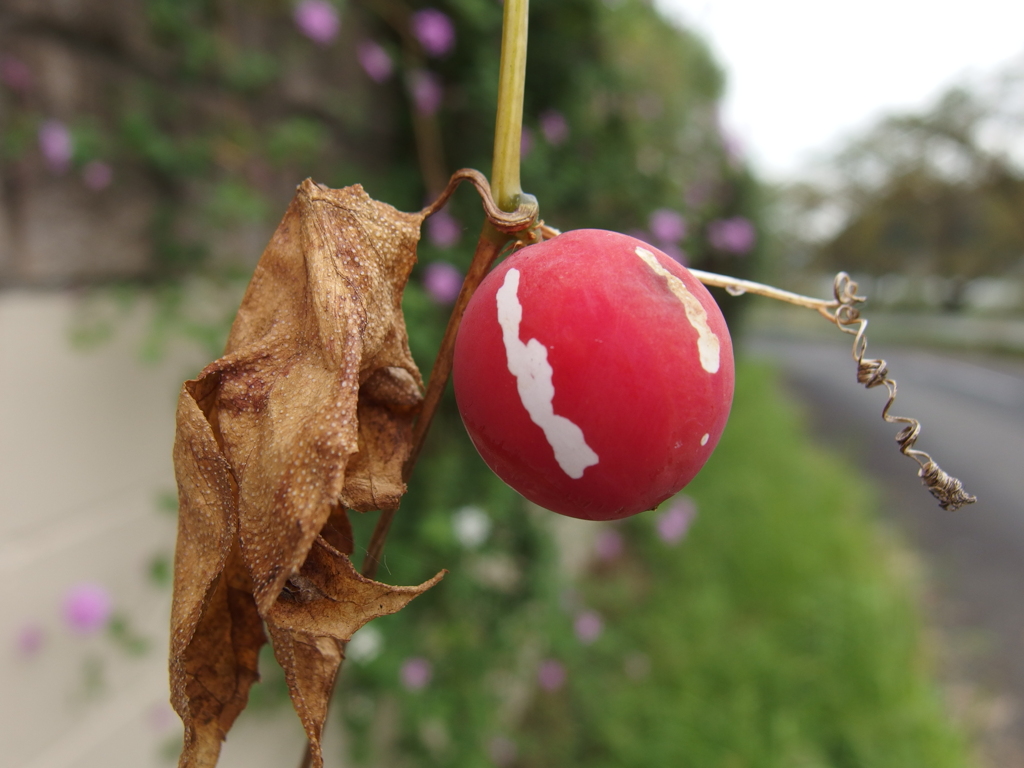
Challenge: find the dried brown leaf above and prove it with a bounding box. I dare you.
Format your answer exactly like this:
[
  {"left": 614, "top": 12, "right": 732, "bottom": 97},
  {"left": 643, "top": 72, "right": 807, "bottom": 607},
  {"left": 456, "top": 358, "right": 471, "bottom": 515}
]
[
  {"left": 267, "top": 538, "right": 445, "bottom": 766},
  {"left": 170, "top": 181, "right": 443, "bottom": 767}
]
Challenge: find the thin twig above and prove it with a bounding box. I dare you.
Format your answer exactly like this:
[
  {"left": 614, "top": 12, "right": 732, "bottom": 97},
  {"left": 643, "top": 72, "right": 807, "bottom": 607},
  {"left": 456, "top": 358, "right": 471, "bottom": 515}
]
[{"left": 688, "top": 268, "right": 839, "bottom": 317}]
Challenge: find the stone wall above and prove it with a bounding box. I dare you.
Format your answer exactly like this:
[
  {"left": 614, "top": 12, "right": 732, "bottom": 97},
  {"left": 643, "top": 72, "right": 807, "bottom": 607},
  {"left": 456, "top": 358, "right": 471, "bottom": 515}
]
[{"left": 0, "top": 0, "right": 398, "bottom": 287}]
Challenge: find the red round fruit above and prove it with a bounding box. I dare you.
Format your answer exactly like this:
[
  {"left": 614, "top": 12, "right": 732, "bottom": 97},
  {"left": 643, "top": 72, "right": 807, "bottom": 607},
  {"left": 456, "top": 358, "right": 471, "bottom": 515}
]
[{"left": 452, "top": 229, "right": 734, "bottom": 521}]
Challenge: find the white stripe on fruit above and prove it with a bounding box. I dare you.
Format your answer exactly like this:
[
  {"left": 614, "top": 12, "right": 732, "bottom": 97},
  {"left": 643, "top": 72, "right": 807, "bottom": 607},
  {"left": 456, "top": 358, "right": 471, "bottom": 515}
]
[
  {"left": 496, "top": 268, "right": 600, "bottom": 479},
  {"left": 635, "top": 247, "right": 721, "bottom": 374}
]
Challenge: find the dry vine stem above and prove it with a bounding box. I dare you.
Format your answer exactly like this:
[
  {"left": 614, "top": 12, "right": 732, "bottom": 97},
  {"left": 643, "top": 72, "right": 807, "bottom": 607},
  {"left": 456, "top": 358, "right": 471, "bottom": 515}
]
[
  {"left": 360, "top": 169, "right": 541, "bottom": 581},
  {"left": 691, "top": 268, "right": 977, "bottom": 511}
]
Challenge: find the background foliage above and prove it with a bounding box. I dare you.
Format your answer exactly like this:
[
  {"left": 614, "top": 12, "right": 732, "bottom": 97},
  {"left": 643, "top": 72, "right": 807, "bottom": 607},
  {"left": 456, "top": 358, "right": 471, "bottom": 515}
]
[{"left": 0, "top": 1, "right": 973, "bottom": 766}]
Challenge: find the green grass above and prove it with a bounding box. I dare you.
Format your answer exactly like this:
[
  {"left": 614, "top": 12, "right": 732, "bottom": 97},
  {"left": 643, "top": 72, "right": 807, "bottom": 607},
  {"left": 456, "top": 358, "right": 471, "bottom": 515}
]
[{"left": 515, "top": 360, "right": 973, "bottom": 768}]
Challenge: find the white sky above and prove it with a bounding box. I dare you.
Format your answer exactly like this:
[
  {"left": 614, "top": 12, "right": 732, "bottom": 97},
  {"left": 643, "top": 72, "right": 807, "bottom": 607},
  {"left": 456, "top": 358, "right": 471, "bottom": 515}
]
[{"left": 654, "top": 0, "right": 1024, "bottom": 180}]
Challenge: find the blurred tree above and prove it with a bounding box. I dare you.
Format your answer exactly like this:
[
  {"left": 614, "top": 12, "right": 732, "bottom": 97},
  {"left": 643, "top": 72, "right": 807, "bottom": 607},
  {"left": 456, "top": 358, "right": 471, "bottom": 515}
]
[{"left": 780, "top": 68, "right": 1024, "bottom": 308}]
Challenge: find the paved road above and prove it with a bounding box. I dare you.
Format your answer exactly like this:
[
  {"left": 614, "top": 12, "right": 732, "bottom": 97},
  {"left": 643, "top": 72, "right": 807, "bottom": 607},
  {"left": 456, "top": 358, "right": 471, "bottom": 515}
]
[{"left": 747, "top": 334, "right": 1024, "bottom": 764}]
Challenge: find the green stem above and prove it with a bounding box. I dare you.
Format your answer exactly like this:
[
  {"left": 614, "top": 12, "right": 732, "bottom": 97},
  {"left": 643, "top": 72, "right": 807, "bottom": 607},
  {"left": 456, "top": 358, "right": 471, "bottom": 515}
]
[{"left": 491, "top": 0, "right": 529, "bottom": 213}]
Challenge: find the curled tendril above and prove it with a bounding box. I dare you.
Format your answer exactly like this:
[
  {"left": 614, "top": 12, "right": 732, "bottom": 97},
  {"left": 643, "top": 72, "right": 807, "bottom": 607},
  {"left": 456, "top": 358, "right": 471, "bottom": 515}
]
[
  {"left": 421, "top": 168, "right": 545, "bottom": 238},
  {"left": 828, "top": 273, "right": 976, "bottom": 511},
  {"left": 688, "top": 267, "right": 976, "bottom": 511}
]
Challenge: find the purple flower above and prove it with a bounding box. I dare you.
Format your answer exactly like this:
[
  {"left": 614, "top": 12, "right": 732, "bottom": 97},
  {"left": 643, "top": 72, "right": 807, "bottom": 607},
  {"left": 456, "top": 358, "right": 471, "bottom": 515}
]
[
  {"left": 294, "top": 0, "right": 340, "bottom": 46},
  {"left": 426, "top": 210, "right": 461, "bottom": 249},
  {"left": 63, "top": 583, "right": 113, "bottom": 633},
  {"left": 0, "top": 55, "right": 32, "bottom": 93},
  {"left": 411, "top": 9, "right": 456, "bottom": 57},
  {"left": 649, "top": 209, "right": 686, "bottom": 244},
  {"left": 423, "top": 261, "right": 462, "bottom": 304},
  {"left": 357, "top": 40, "right": 393, "bottom": 82},
  {"left": 707, "top": 216, "right": 756, "bottom": 255},
  {"left": 400, "top": 656, "right": 432, "bottom": 691},
  {"left": 409, "top": 70, "right": 443, "bottom": 115},
  {"left": 594, "top": 528, "right": 623, "bottom": 561},
  {"left": 38, "top": 120, "right": 73, "bottom": 175},
  {"left": 537, "top": 658, "right": 566, "bottom": 691},
  {"left": 520, "top": 126, "right": 534, "bottom": 159},
  {"left": 82, "top": 161, "right": 113, "bottom": 191},
  {"left": 574, "top": 610, "right": 604, "bottom": 644},
  {"left": 656, "top": 496, "right": 697, "bottom": 545},
  {"left": 15, "top": 623, "right": 45, "bottom": 656},
  {"left": 539, "top": 110, "right": 569, "bottom": 145}
]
